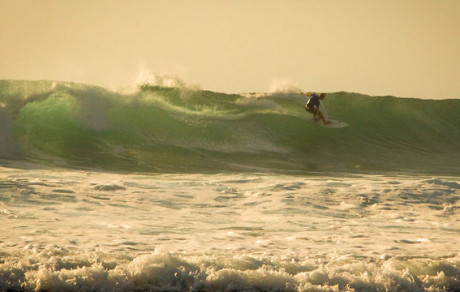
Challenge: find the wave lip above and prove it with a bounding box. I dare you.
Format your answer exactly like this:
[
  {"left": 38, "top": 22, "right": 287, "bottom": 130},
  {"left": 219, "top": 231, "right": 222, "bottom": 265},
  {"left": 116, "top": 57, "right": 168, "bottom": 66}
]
[{"left": 1, "top": 80, "right": 459, "bottom": 174}]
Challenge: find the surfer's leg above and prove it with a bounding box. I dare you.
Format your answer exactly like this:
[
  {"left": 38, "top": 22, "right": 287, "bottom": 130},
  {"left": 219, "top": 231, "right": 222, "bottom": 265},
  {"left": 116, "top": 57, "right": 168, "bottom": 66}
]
[
  {"left": 317, "top": 111, "right": 331, "bottom": 125},
  {"left": 306, "top": 107, "right": 318, "bottom": 121},
  {"left": 312, "top": 108, "right": 319, "bottom": 121}
]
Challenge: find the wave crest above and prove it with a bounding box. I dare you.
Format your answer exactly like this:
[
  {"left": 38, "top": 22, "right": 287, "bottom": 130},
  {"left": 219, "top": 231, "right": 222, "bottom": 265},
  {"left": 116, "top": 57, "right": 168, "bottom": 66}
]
[{"left": 1, "top": 80, "right": 459, "bottom": 174}]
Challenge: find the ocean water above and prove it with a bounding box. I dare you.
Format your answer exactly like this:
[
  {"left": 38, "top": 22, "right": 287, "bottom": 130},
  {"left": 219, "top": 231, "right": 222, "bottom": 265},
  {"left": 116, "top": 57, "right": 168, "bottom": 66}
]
[{"left": 0, "top": 80, "right": 459, "bottom": 291}]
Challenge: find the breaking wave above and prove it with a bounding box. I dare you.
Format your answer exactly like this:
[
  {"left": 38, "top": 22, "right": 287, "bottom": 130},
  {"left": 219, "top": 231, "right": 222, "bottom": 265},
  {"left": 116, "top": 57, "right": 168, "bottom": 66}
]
[
  {"left": 1, "top": 80, "right": 459, "bottom": 174},
  {"left": 2, "top": 248, "right": 459, "bottom": 291}
]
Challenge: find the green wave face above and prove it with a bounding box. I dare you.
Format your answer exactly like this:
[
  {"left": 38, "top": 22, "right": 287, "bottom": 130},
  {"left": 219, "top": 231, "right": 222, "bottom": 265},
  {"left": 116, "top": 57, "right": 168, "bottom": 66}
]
[{"left": 1, "top": 80, "right": 459, "bottom": 174}]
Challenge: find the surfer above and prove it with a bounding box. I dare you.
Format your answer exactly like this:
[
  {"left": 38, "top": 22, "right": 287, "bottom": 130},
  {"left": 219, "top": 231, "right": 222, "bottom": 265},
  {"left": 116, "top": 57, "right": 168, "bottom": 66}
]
[{"left": 301, "top": 92, "right": 331, "bottom": 125}]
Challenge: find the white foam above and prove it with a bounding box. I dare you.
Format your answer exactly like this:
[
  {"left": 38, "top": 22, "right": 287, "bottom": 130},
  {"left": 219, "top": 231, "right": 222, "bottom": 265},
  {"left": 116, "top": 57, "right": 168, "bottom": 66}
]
[
  {"left": 0, "top": 167, "right": 459, "bottom": 290},
  {"left": 2, "top": 248, "right": 459, "bottom": 291}
]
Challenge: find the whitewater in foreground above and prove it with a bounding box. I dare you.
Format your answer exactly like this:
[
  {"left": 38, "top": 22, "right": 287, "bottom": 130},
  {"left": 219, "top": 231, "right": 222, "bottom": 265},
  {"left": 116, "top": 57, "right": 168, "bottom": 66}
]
[{"left": 0, "top": 80, "right": 459, "bottom": 291}]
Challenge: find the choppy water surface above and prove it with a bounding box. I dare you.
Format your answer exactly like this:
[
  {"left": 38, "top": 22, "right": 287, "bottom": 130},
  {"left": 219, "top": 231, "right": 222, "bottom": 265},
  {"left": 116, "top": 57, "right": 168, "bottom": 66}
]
[
  {"left": 1, "top": 166, "right": 459, "bottom": 291},
  {"left": 1, "top": 80, "right": 459, "bottom": 290}
]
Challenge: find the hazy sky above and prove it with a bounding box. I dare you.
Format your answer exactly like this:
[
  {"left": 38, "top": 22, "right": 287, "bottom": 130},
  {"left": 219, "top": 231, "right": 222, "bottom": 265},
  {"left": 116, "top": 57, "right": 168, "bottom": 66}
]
[{"left": 1, "top": 0, "right": 459, "bottom": 98}]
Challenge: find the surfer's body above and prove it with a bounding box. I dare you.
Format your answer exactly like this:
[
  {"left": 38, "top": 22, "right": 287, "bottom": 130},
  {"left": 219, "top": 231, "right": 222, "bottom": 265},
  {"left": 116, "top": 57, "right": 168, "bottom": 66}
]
[{"left": 301, "top": 92, "right": 331, "bottom": 125}]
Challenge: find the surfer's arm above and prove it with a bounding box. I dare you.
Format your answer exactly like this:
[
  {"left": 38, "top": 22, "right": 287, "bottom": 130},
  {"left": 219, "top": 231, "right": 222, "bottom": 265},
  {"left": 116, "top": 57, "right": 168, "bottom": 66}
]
[{"left": 300, "top": 92, "right": 312, "bottom": 96}]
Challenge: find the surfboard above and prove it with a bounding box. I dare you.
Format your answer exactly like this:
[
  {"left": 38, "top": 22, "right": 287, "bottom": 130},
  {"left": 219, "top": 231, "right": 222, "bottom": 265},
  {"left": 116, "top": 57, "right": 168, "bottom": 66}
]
[{"left": 314, "top": 119, "right": 349, "bottom": 128}]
